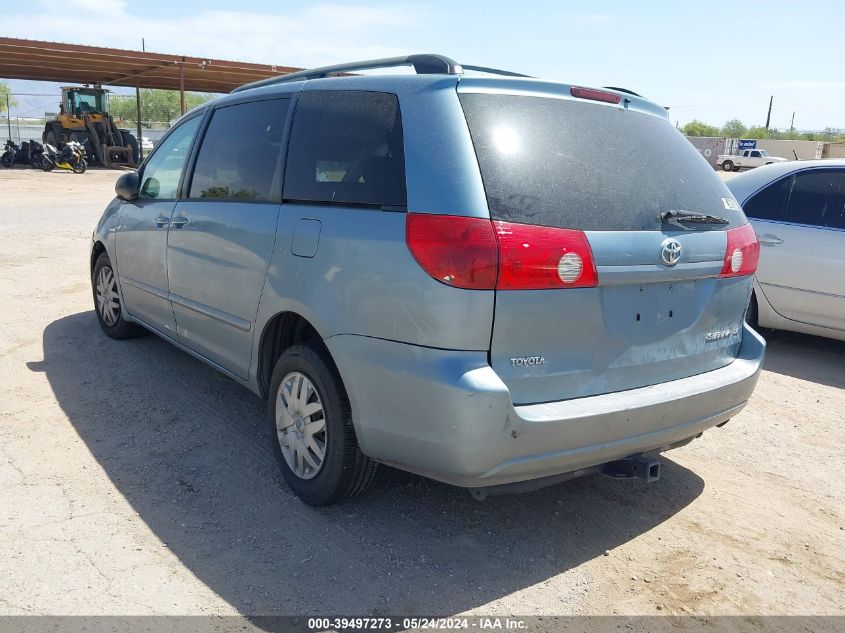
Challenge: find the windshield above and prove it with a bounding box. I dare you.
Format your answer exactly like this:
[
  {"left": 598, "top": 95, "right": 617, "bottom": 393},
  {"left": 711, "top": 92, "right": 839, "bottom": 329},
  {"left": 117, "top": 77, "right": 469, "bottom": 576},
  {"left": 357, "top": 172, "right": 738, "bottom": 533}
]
[
  {"left": 459, "top": 93, "right": 747, "bottom": 231},
  {"left": 67, "top": 90, "right": 106, "bottom": 116}
]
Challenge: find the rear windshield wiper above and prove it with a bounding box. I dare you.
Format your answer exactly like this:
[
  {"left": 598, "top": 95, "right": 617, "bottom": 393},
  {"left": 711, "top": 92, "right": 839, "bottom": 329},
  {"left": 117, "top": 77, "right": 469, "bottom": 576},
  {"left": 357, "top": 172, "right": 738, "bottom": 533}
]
[{"left": 660, "top": 210, "right": 730, "bottom": 229}]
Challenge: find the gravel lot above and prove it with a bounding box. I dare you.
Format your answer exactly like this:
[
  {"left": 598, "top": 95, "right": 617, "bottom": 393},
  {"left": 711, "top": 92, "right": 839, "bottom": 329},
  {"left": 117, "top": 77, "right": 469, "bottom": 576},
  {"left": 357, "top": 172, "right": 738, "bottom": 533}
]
[{"left": 0, "top": 168, "right": 843, "bottom": 622}]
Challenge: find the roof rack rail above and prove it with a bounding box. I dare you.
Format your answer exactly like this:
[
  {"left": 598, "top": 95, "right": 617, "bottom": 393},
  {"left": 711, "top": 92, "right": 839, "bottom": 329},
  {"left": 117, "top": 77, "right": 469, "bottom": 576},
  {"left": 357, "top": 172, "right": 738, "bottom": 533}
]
[
  {"left": 462, "top": 64, "right": 532, "bottom": 78},
  {"left": 232, "top": 54, "right": 461, "bottom": 93},
  {"left": 232, "top": 54, "right": 531, "bottom": 93},
  {"left": 603, "top": 86, "right": 642, "bottom": 97}
]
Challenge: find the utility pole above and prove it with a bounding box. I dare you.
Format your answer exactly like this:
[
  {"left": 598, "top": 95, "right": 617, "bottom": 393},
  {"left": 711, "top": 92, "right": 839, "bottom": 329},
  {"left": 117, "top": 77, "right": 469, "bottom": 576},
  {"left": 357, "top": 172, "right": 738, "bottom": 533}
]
[
  {"left": 765, "top": 95, "right": 773, "bottom": 130},
  {"left": 136, "top": 38, "right": 145, "bottom": 163},
  {"left": 790, "top": 111, "right": 795, "bottom": 132}
]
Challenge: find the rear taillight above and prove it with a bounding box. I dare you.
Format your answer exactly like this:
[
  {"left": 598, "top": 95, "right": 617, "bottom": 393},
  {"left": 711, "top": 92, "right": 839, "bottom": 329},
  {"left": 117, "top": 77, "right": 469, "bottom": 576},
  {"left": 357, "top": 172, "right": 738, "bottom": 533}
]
[
  {"left": 494, "top": 221, "right": 598, "bottom": 290},
  {"left": 719, "top": 223, "right": 760, "bottom": 277},
  {"left": 405, "top": 213, "right": 498, "bottom": 289},
  {"left": 406, "top": 214, "right": 598, "bottom": 291}
]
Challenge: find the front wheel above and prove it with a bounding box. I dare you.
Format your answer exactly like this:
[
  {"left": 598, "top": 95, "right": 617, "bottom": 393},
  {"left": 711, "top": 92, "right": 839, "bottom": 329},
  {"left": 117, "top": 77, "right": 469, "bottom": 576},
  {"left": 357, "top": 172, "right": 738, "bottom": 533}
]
[
  {"left": 267, "top": 343, "right": 376, "bottom": 505},
  {"left": 72, "top": 158, "right": 87, "bottom": 174},
  {"left": 1, "top": 152, "right": 13, "bottom": 168},
  {"left": 92, "top": 252, "right": 146, "bottom": 339},
  {"left": 722, "top": 160, "right": 734, "bottom": 172}
]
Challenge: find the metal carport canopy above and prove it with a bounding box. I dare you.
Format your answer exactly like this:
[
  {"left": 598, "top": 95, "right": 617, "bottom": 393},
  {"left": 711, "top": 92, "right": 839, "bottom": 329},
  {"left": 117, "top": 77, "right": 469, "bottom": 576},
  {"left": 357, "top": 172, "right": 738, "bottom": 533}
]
[{"left": 0, "top": 37, "right": 302, "bottom": 93}]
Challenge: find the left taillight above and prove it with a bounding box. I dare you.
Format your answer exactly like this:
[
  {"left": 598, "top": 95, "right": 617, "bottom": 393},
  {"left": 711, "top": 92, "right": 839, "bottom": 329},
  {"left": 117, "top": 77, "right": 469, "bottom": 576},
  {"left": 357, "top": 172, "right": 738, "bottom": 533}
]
[
  {"left": 405, "top": 213, "right": 499, "bottom": 289},
  {"left": 719, "top": 223, "right": 760, "bottom": 277},
  {"left": 406, "top": 214, "right": 599, "bottom": 291},
  {"left": 494, "top": 221, "right": 598, "bottom": 290}
]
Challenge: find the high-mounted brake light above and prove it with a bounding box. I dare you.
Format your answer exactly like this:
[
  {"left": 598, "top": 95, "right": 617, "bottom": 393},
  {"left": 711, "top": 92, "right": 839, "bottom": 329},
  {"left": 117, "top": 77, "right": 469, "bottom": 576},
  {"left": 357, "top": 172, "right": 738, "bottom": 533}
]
[
  {"left": 406, "top": 214, "right": 599, "bottom": 291},
  {"left": 570, "top": 86, "right": 621, "bottom": 104},
  {"left": 719, "top": 223, "right": 760, "bottom": 277}
]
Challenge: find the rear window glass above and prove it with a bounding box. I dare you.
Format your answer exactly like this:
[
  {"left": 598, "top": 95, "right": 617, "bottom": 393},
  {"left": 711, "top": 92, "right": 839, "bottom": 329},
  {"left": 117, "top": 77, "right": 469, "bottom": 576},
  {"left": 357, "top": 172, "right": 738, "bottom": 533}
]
[
  {"left": 283, "top": 91, "right": 406, "bottom": 208},
  {"left": 459, "top": 93, "right": 746, "bottom": 231}
]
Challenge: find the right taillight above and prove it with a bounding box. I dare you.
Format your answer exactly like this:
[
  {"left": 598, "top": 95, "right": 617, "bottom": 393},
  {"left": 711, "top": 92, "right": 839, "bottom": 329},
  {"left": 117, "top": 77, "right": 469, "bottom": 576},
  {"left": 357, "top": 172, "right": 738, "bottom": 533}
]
[{"left": 720, "top": 223, "right": 760, "bottom": 277}]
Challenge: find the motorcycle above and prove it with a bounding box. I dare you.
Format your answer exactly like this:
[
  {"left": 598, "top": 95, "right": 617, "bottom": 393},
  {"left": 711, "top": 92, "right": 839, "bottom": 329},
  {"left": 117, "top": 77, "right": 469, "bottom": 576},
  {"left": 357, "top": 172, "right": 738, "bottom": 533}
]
[
  {"left": 1, "top": 140, "right": 17, "bottom": 168},
  {"left": 26, "top": 140, "right": 45, "bottom": 169},
  {"left": 41, "top": 141, "right": 87, "bottom": 174}
]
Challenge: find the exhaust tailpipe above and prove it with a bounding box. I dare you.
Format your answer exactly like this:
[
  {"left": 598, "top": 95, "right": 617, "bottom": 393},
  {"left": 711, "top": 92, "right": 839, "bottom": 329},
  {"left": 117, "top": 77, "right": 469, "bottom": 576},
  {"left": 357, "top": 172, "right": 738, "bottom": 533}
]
[{"left": 602, "top": 455, "right": 661, "bottom": 483}]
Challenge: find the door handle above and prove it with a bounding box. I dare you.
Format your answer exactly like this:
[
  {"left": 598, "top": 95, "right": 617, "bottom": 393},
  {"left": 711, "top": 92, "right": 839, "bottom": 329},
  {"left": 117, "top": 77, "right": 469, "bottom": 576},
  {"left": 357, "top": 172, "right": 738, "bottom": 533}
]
[
  {"left": 170, "top": 216, "right": 188, "bottom": 228},
  {"left": 154, "top": 216, "right": 170, "bottom": 227},
  {"left": 758, "top": 234, "right": 783, "bottom": 246}
]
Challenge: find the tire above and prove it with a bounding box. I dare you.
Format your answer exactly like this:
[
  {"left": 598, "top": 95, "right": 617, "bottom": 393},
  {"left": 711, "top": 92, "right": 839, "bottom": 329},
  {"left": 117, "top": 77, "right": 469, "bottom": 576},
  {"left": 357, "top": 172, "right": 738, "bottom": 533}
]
[
  {"left": 92, "top": 252, "right": 146, "bottom": 340},
  {"left": 72, "top": 158, "right": 87, "bottom": 174},
  {"left": 1, "top": 152, "right": 12, "bottom": 168},
  {"left": 267, "top": 343, "right": 376, "bottom": 505},
  {"left": 122, "top": 133, "right": 140, "bottom": 165},
  {"left": 41, "top": 156, "right": 54, "bottom": 172},
  {"left": 722, "top": 160, "right": 734, "bottom": 172}
]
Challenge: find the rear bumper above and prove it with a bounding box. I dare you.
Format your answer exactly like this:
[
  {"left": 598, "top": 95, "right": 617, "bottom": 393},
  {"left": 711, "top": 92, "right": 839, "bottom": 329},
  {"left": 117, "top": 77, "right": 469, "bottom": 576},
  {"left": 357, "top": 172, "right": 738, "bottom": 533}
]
[{"left": 327, "top": 324, "right": 765, "bottom": 488}]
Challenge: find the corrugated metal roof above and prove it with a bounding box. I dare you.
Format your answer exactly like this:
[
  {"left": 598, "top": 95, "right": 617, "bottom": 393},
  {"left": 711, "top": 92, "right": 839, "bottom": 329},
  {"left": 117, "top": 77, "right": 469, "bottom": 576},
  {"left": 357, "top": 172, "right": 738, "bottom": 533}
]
[{"left": 0, "top": 37, "right": 302, "bottom": 93}]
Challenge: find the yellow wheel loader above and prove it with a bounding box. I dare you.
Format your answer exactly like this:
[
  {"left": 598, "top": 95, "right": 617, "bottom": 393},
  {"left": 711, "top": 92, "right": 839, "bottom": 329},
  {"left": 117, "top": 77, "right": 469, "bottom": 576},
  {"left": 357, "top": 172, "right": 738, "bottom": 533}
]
[{"left": 42, "top": 87, "right": 139, "bottom": 168}]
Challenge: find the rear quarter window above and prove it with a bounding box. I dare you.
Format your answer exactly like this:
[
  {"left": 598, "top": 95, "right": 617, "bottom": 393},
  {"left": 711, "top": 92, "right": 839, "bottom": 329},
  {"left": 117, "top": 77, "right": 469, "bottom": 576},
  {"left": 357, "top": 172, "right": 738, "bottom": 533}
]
[
  {"left": 283, "top": 91, "right": 406, "bottom": 208},
  {"left": 459, "top": 93, "right": 746, "bottom": 231},
  {"left": 743, "top": 176, "right": 790, "bottom": 221}
]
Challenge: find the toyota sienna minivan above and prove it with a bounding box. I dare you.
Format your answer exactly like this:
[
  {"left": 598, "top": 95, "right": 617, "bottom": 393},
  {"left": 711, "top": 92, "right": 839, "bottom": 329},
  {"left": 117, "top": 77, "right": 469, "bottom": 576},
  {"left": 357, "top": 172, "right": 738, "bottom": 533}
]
[{"left": 91, "top": 55, "right": 765, "bottom": 505}]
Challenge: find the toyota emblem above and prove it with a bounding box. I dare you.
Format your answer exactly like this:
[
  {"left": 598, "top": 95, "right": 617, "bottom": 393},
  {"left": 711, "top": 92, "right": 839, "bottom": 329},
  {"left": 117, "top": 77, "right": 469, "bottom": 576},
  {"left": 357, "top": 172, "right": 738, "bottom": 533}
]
[{"left": 660, "top": 238, "right": 682, "bottom": 266}]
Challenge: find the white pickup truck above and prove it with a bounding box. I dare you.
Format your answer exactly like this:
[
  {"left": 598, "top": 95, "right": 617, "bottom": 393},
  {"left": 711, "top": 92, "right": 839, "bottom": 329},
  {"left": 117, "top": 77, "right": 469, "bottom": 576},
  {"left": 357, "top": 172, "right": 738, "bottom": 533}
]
[{"left": 716, "top": 149, "right": 788, "bottom": 172}]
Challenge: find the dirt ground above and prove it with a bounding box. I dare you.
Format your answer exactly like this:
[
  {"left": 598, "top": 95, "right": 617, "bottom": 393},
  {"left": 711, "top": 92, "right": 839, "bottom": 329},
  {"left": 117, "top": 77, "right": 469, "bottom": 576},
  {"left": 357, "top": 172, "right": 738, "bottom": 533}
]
[{"left": 0, "top": 168, "right": 843, "bottom": 623}]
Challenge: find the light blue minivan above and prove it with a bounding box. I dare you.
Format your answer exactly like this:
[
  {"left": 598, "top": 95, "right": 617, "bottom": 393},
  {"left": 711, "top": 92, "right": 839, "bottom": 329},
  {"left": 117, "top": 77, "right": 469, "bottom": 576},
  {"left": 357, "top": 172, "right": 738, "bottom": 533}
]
[{"left": 91, "top": 55, "right": 765, "bottom": 505}]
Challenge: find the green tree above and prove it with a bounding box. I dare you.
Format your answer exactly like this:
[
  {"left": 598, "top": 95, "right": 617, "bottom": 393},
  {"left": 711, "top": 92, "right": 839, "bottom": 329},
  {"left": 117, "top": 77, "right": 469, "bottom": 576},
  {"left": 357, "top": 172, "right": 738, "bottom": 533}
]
[
  {"left": 743, "top": 126, "right": 770, "bottom": 139},
  {"left": 720, "top": 119, "right": 746, "bottom": 138},
  {"left": 0, "top": 82, "right": 17, "bottom": 113},
  {"left": 681, "top": 119, "right": 721, "bottom": 137},
  {"left": 110, "top": 89, "right": 212, "bottom": 124}
]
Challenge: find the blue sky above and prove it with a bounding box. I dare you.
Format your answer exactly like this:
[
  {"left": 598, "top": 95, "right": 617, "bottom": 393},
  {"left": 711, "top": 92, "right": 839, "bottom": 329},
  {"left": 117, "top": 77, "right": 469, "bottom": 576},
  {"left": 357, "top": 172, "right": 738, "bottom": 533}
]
[{"left": 2, "top": 0, "right": 843, "bottom": 130}]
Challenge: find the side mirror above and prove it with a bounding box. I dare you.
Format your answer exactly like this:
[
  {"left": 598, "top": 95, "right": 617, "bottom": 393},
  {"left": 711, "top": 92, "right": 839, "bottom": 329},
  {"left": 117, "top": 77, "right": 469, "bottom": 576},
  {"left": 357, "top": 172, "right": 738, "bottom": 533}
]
[{"left": 115, "top": 171, "right": 139, "bottom": 202}]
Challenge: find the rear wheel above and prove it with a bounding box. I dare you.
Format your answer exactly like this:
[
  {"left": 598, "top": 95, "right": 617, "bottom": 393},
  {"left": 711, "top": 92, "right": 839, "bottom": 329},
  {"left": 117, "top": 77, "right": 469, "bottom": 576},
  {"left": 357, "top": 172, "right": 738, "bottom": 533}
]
[
  {"left": 92, "top": 252, "right": 146, "bottom": 339},
  {"left": 267, "top": 343, "right": 376, "bottom": 505},
  {"left": 40, "top": 156, "right": 54, "bottom": 172},
  {"left": 722, "top": 160, "right": 734, "bottom": 172},
  {"left": 1, "top": 152, "right": 12, "bottom": 168}
]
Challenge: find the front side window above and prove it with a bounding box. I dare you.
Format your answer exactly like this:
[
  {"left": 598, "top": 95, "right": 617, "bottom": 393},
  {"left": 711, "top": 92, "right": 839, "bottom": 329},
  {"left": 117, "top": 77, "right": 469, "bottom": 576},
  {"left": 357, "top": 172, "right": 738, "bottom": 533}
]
[
  {"left": 283, "top": 91, "right": 406, "bottom": 208},
  {"left": 743, "top": 176, "right": 791, "bottom": 221},
  {"left": 785, "top": 169, "right": 845, "bottom": 228},
  {"left": 140, "top": 116, "right": 202, "bottom": 200},
  {"left": 751, "top": 151, "right": 762, "bottom": 158},
  {"left": 189, "top": 98, "right": 290, "bottom": 201}
]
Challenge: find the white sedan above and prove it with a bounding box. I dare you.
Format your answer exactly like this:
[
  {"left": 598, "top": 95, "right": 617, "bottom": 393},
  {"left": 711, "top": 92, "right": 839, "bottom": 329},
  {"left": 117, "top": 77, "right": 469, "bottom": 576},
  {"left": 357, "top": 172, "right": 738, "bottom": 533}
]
[{"left": 726, "top": 160, "right": 845, "bottom": 342}]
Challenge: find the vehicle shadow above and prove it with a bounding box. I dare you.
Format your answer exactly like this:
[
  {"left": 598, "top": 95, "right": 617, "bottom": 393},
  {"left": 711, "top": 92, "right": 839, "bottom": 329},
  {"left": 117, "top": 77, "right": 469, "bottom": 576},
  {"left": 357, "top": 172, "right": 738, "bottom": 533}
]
[
  {"left": 759, "top": 329, "right": 845, "bottom": 389},
  {"left": 35, "top": 312, "right": 705, "bottom": 616}
]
